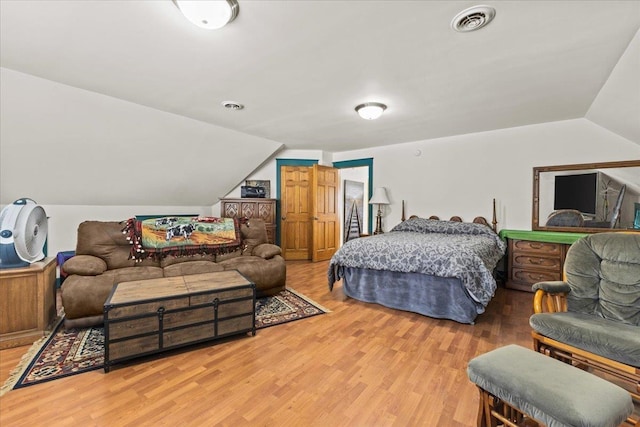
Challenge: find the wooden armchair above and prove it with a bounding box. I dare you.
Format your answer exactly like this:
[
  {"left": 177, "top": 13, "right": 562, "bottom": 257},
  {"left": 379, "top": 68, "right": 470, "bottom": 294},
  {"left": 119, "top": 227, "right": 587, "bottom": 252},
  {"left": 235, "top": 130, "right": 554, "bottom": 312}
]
[{"left": 529, "top": 232, "right": 640, "bottom": 425}]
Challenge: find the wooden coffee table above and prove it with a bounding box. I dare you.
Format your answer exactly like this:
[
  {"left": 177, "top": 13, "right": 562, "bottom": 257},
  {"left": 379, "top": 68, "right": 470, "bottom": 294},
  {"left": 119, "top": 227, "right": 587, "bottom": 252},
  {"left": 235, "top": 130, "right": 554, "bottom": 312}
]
[{"left": 103, "top": 270, "right": 255, "bottom": 372}]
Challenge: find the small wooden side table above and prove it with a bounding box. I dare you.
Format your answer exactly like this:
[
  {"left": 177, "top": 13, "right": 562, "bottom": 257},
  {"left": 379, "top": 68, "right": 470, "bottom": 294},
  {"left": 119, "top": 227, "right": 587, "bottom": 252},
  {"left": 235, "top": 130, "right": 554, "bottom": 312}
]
[{"left": 0, "top": 257, "right": 57, "bottom": 349}]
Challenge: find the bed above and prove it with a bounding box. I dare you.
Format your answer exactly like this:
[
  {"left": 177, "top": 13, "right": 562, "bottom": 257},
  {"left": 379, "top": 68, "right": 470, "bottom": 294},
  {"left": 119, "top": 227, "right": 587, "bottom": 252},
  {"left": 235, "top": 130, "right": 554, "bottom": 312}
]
[{"left": 328, "top": 214, "right": 506, "bottom": 324}]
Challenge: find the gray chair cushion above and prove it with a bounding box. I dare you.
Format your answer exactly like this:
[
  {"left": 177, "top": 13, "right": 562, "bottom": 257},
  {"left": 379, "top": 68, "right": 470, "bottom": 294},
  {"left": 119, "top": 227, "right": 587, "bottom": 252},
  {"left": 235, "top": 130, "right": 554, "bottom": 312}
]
[
  {"left": 545, "top": 209, "right": 584, "bottom": 227},
  {"left": 530, "top": 311, "right": 640, "bottom": 368},
  {"left": 467, "top": 345, "right": 633, "bottom": 427},
  {"left": 564, "top": 233, "right": 640, "bottom": 325}
]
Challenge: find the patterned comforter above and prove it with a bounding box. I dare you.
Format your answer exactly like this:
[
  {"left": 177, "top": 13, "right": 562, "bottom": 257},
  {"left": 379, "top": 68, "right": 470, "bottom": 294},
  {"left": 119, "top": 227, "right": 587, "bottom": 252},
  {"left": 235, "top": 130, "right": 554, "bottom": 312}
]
[{"left": 328, "top": 218, "right": 507, "bottom": 306}]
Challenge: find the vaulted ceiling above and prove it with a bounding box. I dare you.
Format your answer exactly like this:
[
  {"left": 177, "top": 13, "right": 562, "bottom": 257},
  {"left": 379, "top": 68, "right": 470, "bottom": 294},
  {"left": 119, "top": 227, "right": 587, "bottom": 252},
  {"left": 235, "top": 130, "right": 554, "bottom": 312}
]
[{"left": 1, "top": 1, "right": 639, "bottom": 206}]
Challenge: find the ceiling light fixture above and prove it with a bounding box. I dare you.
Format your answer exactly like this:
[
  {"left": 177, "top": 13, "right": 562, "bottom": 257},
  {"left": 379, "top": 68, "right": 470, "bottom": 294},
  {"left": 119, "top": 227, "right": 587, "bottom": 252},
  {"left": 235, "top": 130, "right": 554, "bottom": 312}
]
[
  {"left": 173, "top": 0, "right": 239, "bottom": 30},
  {"left": 451, "top": 5, "right": 496, "bottom": 32},
  {"left": 355, "top": 102, "right": 387, "bottom": 120}
]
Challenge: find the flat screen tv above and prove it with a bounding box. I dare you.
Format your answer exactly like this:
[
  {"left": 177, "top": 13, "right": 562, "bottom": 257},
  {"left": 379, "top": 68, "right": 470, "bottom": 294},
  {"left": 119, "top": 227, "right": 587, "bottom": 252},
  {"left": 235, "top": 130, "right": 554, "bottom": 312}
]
[{"left": 554, "top": 173, "right": 597, "bottom": 215}]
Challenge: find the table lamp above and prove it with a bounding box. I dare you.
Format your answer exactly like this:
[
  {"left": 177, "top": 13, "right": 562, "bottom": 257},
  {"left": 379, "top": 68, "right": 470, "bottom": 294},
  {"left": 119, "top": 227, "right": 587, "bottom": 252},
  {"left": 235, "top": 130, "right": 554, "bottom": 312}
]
[{"left": 369, "top": 187, "right": 390, "bottom": 234}]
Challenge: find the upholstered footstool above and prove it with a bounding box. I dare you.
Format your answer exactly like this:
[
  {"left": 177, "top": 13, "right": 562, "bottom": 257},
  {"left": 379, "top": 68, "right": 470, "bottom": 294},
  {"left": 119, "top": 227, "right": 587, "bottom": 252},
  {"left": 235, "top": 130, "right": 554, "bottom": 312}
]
[{"left": 467, "top": 345, "right": 634, "bottom": 427}]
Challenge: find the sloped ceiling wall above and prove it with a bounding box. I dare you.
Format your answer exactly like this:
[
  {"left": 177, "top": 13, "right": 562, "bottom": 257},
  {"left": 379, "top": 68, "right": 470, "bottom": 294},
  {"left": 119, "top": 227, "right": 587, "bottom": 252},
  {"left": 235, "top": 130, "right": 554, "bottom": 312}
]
[
  {"left": 586, "top": 29, "right": 640, "bottom": 144},
  {"left": 0, "top": 68, "right": 283, "bottom": 206}
]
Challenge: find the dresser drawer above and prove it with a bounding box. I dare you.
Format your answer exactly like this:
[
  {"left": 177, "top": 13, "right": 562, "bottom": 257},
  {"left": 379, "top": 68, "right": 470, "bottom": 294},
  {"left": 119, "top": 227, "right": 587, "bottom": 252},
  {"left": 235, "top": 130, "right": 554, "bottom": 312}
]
[
  {"left": 511, "top": 268, "right": 561, "bottom": 287},
  {"left": 189, "top": 288, "right": 253, "bottom": 306},
  {"left": 108, "top": 316, "right": 158, "bottom": 340},
  {"left": 512, "top": 239, "right": 561, "bottom": 255},
  {"left": 106, "top": 297, "right": 190, "bottom": 320},
  {"left": 506, "top": 238, "right": 569, "bottom": 292},
  {"left": 512, "top": 254, "right": 561, "bottom": 271},
  {"left": 108, "top": 335, "right": 159, "bottom": 360}
]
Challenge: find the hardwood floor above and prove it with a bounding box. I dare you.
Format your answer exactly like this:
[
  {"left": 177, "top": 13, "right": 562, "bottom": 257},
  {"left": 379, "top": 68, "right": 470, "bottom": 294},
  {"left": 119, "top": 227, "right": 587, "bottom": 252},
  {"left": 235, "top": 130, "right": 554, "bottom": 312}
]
[{"left": 0, "top": 261, "right": 553, "bottom": 426}]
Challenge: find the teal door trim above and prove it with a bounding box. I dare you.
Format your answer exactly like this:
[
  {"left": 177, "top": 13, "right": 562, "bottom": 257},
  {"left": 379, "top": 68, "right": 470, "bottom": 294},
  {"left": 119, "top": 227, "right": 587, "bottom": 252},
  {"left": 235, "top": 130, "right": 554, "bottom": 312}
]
[{"left": 333, "top": 158, "right": 374, "bottom": 234}]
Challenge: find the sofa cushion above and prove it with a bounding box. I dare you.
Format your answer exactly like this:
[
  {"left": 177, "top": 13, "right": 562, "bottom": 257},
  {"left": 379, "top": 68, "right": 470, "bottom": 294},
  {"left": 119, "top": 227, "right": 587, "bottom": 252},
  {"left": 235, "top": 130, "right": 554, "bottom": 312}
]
[
  {"left": 218, "top": 255, "right": 286, "bottom": 295},
  {"left": 565, "top": 233, "right": 640, "bottom": 325},
  {"left": 62, "top": 255, "right": 107, "bottom": 276},
  {"left": 63, "top": 266, "right": 164, "bottom": 320},
  {"left": 163, "top": 261, "right": 224, "bottom": 277},
  {"left": 530, "top": 311, "right": 640, "bottom": 368},
  {"left": 252, "top": 243, "right": 282, "bottom": 259},
  {"left": 62, "top": 274, "right": 118, "bottom": 320},
  {"left": 102, "top": 266, "right": 164, "bottom": 284},
  {"left": 160, "top": 253, "right": 216, "bottom": 268}
]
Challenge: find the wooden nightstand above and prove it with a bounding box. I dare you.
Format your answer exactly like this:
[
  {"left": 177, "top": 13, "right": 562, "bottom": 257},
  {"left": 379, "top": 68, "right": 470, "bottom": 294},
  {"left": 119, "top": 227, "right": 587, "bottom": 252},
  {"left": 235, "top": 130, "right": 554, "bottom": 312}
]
[{"left": 0, "top": 257, "right": 57, "bottom": 349}]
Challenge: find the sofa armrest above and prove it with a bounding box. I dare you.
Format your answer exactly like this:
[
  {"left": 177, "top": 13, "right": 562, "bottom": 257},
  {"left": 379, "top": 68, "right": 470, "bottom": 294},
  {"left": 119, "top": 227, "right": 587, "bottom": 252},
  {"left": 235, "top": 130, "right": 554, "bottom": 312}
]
[
  {"left": 251, "top": 243, "right": 282, "bottom": 259},
  {"left": 532, "top": 281, "right": 570, "bottom": 314},
  {"left": 62, "top": 255, "right": 108, "bottom": 276}
]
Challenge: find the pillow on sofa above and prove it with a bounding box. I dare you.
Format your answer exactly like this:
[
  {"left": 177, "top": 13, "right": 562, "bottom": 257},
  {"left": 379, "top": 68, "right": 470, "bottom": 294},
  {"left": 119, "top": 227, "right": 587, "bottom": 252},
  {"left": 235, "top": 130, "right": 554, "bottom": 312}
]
[
  {"left": 252, "top": 244, "right": 282, "bottom": 259},
  {"left": 62, "top": 255, "right": 108, "bottom": 276}
]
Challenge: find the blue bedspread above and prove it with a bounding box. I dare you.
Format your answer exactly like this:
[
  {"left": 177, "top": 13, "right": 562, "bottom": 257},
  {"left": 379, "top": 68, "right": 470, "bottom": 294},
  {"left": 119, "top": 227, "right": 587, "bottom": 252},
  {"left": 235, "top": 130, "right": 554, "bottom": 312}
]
[{"left": 328, "top": 218, "right": 507, "bottom": 306}]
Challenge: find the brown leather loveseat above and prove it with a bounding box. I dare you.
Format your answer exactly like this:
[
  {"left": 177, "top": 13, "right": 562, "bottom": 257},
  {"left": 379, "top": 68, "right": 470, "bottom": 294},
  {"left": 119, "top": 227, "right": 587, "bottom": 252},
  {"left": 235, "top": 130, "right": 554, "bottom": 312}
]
[{"left": 61, "top": 218, "right": 285, "bottom": 328}]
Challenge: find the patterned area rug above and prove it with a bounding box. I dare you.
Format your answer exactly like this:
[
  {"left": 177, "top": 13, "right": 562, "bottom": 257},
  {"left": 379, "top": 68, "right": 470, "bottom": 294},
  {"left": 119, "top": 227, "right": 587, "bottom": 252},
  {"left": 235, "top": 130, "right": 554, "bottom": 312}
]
[{"left": 0, "top": 288, "right": 327, "bottom": 395}]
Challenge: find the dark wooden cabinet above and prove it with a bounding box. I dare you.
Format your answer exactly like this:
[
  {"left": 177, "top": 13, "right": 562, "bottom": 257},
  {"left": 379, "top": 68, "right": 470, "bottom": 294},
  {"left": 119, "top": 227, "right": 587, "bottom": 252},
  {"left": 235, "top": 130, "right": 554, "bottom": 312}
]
[
  {"left": 221, "top": 198, "right": 277, "bottom": 244},
  {"left": 506, "top": 239, "right": 569, "bottom": 292}
]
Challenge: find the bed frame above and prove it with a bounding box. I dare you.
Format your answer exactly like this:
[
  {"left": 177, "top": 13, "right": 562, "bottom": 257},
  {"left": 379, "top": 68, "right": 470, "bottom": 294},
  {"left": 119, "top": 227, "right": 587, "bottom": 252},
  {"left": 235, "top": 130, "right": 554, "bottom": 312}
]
[
  {"left": 341, "top": 199, "right": 501, "bottom": 324},
  {"left": 401, "top": 198, "right": 498, "bottom": 232}
]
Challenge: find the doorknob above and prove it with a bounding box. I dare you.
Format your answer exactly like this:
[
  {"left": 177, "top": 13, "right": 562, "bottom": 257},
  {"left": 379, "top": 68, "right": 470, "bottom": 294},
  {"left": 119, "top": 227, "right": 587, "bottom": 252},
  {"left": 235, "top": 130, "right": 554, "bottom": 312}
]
[
  {"left": 313, "top": 217, "right": 319, "bottom": 220},
  {"left": 281, "top": 217, "right": 286, "bottom": 221}
]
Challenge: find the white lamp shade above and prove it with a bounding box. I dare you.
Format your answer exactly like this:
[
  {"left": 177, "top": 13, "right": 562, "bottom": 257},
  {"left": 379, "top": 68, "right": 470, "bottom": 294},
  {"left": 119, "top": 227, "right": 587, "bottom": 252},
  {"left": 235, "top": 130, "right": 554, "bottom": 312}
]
[
  {"left": 369, "top": 187, "right": 390, "bottom": 205},
  {"left": 174, "top": 0, "right": 239, "bottom": 30},
  {"left": 355, "top": 102, "right": 387, "bottom": 120}
]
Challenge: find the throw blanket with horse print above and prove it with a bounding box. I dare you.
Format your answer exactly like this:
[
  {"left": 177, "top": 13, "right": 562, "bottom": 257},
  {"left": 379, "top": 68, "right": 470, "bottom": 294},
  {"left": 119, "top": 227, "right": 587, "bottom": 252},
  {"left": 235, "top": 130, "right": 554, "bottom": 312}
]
[{"left": 122, "top": 216, "right": 243, "bottom": 261}]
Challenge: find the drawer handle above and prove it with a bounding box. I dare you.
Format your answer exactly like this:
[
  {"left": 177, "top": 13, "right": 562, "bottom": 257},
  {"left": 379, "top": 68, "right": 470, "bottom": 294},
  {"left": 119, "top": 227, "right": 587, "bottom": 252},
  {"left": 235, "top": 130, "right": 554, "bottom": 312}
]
[
  {"left": 529, "top": 243, "right": 544, "bottom": 249},
  {"left": 529, "top": 258, "right": 542, "bottom": 265}
]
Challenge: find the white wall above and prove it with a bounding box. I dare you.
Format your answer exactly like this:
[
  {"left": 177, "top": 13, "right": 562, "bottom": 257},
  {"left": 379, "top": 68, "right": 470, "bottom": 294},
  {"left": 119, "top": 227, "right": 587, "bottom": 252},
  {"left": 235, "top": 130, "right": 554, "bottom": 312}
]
[
  {"left": 333, "top": 119, "right": 640, "bottom": 232},
  {"left": 587, "top": 29, "right": 640, "bottom": 144}
]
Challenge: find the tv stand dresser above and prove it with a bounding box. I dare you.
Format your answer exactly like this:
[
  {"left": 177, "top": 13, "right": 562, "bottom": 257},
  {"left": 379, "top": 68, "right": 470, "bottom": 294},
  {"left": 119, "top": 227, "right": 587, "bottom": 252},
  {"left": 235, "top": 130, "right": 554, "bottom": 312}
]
[{"left": 499, "top": 230, "right": 588, "bottom": 293}]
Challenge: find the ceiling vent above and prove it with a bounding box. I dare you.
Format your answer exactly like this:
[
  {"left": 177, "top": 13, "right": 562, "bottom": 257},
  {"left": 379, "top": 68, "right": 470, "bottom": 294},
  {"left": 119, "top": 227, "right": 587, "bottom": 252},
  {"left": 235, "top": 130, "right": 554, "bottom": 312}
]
[
  {"left": 451, "top": 5, "right": 496, "bottom": 32},
  {"left": 222, "top": 101, "right": 244, "bottom": 110}
]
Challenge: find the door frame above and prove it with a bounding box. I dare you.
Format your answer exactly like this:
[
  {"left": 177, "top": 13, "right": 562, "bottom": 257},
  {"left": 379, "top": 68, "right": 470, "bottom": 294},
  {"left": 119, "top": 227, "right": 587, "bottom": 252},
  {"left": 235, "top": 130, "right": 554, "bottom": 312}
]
[
  {"left": 275, "top": 157, "right": 374, "bottom": 242},
  {"left": 332, "top": 158, "right": 374, "bottom": 235}
]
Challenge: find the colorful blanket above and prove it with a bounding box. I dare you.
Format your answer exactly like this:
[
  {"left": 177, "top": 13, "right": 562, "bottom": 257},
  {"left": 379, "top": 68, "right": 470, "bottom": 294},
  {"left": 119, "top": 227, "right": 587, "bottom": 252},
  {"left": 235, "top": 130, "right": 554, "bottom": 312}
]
[{"left": 122, "top": 216, "right": 243, "bottom": 261}]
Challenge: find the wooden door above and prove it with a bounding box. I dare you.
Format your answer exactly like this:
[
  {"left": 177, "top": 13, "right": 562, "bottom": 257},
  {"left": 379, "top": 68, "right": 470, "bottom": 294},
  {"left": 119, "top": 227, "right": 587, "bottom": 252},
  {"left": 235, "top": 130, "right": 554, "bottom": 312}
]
[
  {"left": 311, "top": 164, "right": 340, "bottom": 262},
  {"left": 280, "top": 166, "right": 312, "bottom": 260}
]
